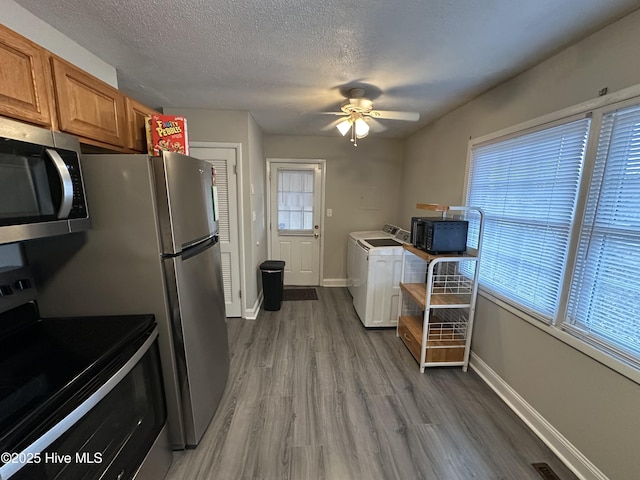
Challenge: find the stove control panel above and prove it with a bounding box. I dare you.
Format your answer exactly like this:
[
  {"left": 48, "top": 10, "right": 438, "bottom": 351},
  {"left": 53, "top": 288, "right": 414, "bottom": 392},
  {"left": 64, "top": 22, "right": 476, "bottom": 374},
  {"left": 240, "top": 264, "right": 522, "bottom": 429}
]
[
  {"left": 382, "top": 224, "right": 400, "bottom": 235},
  {"left": 395, "top": 229, "right": 411, "bottom": 243}
]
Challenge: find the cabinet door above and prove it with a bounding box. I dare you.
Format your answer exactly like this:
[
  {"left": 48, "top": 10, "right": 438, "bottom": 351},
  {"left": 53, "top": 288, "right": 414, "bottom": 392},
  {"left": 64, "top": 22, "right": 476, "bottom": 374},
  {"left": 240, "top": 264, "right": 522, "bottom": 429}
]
[
  {"left": 0, "top": 25, "right": 52, "bottom": 127},
  {"left": 125, "top": 97, "right": 157, "bottom": 152},
  {"left": 51, "top": 56, "right": 126, "bottom": 148}
]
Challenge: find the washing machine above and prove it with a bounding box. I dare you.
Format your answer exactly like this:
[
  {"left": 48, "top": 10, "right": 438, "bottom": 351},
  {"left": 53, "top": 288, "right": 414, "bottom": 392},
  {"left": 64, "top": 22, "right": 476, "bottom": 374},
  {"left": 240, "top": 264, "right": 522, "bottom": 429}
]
[
  {"left": 347, "top": 224, "right": 399, "bottom": 296},
  {"left": 351, "top": 228, "right": 411, "bottom": 328}
]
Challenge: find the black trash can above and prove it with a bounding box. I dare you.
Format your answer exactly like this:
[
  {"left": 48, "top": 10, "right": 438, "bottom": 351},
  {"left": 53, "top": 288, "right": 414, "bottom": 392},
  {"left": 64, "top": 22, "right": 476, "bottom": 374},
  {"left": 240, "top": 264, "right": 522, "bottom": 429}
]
[{"left": 260, "top": 260, "right": 286, "bottom": 311}]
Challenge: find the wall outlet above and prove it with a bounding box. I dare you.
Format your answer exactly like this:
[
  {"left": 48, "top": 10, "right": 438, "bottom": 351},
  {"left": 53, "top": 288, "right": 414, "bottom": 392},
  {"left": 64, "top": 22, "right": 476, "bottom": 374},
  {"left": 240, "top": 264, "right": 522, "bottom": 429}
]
[{"left": 327, "top": 209, "right": 333, "bottom": 217}]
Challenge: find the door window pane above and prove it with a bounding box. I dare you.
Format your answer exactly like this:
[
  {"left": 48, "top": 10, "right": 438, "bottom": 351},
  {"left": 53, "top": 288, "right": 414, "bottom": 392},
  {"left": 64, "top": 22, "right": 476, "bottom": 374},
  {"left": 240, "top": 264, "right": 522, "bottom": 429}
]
[{"left": 278, "top": 170, "right": 314, "bottom": 231}]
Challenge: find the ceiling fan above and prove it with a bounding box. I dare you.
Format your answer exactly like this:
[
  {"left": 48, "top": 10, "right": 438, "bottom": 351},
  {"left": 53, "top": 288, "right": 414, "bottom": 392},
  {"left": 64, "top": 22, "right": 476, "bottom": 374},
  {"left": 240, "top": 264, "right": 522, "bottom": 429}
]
[{"left": 322, "top": 88, "right": 420, "bottom": 146}]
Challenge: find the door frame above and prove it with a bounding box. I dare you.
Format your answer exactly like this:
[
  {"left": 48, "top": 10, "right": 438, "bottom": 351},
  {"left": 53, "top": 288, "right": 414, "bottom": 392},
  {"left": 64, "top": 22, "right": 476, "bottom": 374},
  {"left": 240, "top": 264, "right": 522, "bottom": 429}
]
[
  {"left": 191, "top": 141, "right": 246, "bottom": 318},
  {"left": 266, "top": 158, "right": 326, "bottom": 286}
]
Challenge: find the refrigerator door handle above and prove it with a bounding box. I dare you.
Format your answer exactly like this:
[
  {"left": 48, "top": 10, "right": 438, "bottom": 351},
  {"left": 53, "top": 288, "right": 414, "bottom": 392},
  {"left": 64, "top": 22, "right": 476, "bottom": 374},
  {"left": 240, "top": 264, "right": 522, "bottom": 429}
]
[
  {"left": 180, "top": 233, "right": 216, "bottom": 251},
  {"left": 162, "top": 234, "right": 218, "bottom": 260}
]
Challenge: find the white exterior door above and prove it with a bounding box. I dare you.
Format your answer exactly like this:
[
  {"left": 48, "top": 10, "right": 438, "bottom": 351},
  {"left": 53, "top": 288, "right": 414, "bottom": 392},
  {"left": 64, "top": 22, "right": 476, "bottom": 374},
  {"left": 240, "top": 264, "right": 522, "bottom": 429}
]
[
  {"left": 190, "top": 147, "right": 242, "bottom": 317},
  {"left": 268, "top": 161, "right": 324, "bottom": 286}
]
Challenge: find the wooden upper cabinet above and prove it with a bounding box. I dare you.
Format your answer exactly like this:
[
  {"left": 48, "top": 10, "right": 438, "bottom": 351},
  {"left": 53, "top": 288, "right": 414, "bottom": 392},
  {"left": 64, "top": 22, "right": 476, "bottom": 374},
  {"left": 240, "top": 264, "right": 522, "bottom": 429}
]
[
  {"left": 0, "top": 25, "right": 159, "bottom": 151},
  {"left": 0, "top": 24, "right": 53, "bottom": 127},
  {"left": 50, "top": 56, "right": 127, "bottom": 148},
  {"left": 125, "top": 96, "right": 158, "bottom": 152}
]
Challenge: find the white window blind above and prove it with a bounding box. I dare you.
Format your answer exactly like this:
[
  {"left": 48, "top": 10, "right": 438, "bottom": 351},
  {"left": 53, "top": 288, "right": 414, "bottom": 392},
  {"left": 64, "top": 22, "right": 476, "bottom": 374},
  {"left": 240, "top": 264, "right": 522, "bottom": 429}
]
[
  {"left": 566, "top": 104, "right": 640, "bottom": 360},
  {"left": 467, "top": 118, "right": 590, "bottom": 320}
]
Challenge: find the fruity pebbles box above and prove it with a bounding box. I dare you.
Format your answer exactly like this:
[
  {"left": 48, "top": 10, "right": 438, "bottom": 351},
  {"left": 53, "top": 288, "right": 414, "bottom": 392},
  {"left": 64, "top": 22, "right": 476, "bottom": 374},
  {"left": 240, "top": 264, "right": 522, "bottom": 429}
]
[{"left": 146, "top": 114, "right": 189, "bottom": 156}]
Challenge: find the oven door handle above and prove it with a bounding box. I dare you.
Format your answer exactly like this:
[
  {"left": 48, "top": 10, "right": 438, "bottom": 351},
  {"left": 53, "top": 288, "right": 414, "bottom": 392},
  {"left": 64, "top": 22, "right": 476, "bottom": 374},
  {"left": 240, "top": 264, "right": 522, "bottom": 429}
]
[{"left": 0, "top": 327, "right": 159, "bottom": 480}]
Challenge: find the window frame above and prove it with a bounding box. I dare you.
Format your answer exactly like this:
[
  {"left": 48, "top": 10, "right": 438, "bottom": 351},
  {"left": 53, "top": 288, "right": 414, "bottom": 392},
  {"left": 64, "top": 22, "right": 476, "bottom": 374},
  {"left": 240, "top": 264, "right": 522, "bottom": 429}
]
[
  {"left": 465, "top": 113, "right": 591, "bottom": 324},
  {"left": 463, "top": 85, "right": 640, "bottom": 382},
  {"left": 561, "top": 97, "right": 640, "bottom": 364}
]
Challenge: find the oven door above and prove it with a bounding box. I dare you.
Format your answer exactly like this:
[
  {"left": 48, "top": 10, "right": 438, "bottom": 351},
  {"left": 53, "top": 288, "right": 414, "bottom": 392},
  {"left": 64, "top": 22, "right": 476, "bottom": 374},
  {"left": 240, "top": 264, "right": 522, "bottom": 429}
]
[{"left": 1, "top": 330, "right": 169, "bottom": 480}]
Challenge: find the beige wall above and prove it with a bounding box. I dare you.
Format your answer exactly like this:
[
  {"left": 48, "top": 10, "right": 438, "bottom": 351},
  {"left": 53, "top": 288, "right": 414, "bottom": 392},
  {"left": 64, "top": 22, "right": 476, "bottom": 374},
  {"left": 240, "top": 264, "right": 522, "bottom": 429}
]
[
  {"left": 248, "top": 115, "right": 267, "bottom": 299},
  {"left": 400, "top": 9, "right": 640, "bottom": 480},
  {"left": 263, "top": 135, "right": 403, "bottom": 283}
]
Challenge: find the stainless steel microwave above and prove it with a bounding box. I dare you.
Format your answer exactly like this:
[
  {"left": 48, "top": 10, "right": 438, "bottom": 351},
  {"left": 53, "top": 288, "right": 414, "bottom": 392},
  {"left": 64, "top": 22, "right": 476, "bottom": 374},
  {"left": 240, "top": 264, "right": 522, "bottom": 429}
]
[{"left": 0, "top": 117, "right": 90, "bottom": 244}]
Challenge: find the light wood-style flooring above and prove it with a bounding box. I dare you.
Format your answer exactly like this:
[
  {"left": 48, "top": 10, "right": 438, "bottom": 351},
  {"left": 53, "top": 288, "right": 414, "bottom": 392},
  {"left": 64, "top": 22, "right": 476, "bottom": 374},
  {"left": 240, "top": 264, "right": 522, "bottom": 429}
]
[{"left": 165, "top": 287, "right": 577, "bottom": 479}]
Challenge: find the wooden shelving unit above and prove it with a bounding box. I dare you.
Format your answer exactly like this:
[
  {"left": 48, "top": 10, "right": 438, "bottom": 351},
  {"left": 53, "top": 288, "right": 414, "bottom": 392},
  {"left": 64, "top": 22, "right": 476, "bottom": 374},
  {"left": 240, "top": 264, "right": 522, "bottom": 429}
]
[{"left": 397, "top": 204, "right": 484, "bottom": 372}]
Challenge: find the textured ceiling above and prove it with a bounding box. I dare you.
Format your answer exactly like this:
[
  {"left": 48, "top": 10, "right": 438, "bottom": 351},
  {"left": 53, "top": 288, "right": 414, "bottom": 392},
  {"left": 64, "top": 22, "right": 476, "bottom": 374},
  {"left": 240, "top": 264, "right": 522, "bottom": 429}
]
[{"left": 13, "top": 0, "right": 640, "bottom": 138}]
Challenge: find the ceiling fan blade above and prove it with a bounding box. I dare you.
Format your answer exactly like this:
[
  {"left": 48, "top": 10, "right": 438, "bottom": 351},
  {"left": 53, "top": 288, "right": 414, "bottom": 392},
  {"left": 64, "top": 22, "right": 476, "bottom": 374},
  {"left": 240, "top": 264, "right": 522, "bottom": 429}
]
[
  {"left": 367, "top": 118, "right": 387, "bottom": 133},
  {"left": 317, "top": 111, "right": 348, "bottom": 116},
  {"left": 369, "top": 110, "right": 420, "bottom": 121},
  {"left": 321, "top": 118, "right": 344, "bottom": 131}
]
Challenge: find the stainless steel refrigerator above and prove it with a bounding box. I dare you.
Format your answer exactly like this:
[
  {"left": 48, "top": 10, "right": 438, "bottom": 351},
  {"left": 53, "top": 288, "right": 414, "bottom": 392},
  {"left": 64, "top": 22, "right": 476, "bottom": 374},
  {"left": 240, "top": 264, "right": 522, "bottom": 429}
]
[{"left": 26, "top": 152, "right": 230, "bottom": 449}]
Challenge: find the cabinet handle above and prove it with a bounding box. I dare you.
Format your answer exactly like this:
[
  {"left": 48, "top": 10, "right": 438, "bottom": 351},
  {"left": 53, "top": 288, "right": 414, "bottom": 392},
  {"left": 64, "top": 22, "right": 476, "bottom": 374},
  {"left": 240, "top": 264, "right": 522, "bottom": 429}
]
[{"left": 403, "top": 333, "right": 412, "bottom": 343}]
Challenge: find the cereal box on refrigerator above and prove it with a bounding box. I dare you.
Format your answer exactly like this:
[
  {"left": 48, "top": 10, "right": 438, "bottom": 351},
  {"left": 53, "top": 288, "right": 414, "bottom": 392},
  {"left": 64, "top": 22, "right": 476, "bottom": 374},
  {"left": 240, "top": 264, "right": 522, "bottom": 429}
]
[{"left": 146, "top": 114, "right": 189, "bottom": 156}]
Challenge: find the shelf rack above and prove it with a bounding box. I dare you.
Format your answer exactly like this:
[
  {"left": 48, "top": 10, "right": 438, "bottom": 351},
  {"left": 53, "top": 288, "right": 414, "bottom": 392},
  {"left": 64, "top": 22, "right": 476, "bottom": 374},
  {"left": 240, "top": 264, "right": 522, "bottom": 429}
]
[{"left": 397, "top": 204, "right": 484, "bottom": 372}]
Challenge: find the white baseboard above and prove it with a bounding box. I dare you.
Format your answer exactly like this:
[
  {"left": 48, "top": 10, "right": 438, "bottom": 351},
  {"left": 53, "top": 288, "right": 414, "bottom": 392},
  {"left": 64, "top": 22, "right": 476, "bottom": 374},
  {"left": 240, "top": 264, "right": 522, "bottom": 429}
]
[
  {"left": 469, "top": 352, "right": 608, "bottom": 480},
  {"left": 244, "top": 291, "right": 263, "bottom": 320},
  {"left": 322, "top": 278, "right": 348, "bottom": 287}
]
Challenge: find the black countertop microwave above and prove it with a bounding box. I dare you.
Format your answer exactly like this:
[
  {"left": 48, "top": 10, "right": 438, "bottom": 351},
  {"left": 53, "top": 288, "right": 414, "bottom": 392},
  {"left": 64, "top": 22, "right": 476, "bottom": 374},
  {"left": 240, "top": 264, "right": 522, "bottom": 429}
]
[
  {"left": 0, "top": 117, "right": 90, "bottom": 244},
  {"left": 410, "top": 216, "right": 469, "bottom": 254}
]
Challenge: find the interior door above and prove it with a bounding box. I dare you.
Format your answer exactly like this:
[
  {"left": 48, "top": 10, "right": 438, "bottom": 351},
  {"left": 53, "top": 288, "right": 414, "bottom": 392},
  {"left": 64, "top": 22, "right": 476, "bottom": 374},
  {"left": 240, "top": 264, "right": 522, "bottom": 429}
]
[
  {"left": 190, "top": 147, "right": 242, "bottom": 317},
  {"left": 269, "top": 162, "right": 323, "bottom": 286}
]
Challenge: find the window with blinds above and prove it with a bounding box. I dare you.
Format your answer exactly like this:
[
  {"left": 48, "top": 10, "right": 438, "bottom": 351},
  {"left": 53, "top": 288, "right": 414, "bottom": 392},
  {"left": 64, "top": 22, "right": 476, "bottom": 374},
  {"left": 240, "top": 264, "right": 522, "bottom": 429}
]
[
  {"left": 565, "top": 104, "right": 640, "bottom": 361},
  {"left": 466, "top": 118, "right": 591, "bottom": 321}
]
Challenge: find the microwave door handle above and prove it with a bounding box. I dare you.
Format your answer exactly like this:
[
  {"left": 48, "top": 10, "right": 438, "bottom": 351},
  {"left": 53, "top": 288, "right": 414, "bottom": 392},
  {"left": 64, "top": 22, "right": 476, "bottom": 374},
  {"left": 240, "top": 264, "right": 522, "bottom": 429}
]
[{"left": 45, "top": 148, "right": 73, "bottom": 218}]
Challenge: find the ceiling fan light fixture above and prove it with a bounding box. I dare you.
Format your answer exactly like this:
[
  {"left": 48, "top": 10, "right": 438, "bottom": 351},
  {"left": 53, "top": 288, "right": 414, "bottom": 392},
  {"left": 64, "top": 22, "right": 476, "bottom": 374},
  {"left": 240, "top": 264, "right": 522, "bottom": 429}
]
[
  {"left": 354, "top": 117, "right": 369, "bottom": 138},
  {"left": 336, "top": 118, "right": 352, "bottom": 136},
  {"left": 324, "top": 86, "right": 419, "bottom": 146}
]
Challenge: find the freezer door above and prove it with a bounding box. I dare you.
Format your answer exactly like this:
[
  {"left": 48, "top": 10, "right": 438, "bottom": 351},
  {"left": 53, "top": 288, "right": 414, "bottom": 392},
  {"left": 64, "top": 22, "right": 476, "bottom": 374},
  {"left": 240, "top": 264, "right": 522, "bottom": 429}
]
[
  {"left": 164, "top": 235, "right": 229, "bottom": 446},
  {"left": 153, "top": 152, "right": 217, "bottom": 254}
]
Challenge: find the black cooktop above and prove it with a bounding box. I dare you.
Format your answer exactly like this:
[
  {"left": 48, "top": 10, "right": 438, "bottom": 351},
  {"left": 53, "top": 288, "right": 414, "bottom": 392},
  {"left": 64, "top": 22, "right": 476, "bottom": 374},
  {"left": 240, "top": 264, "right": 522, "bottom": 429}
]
[{"left": 0, "top": 302, "right": 155, "bottom": 454}]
